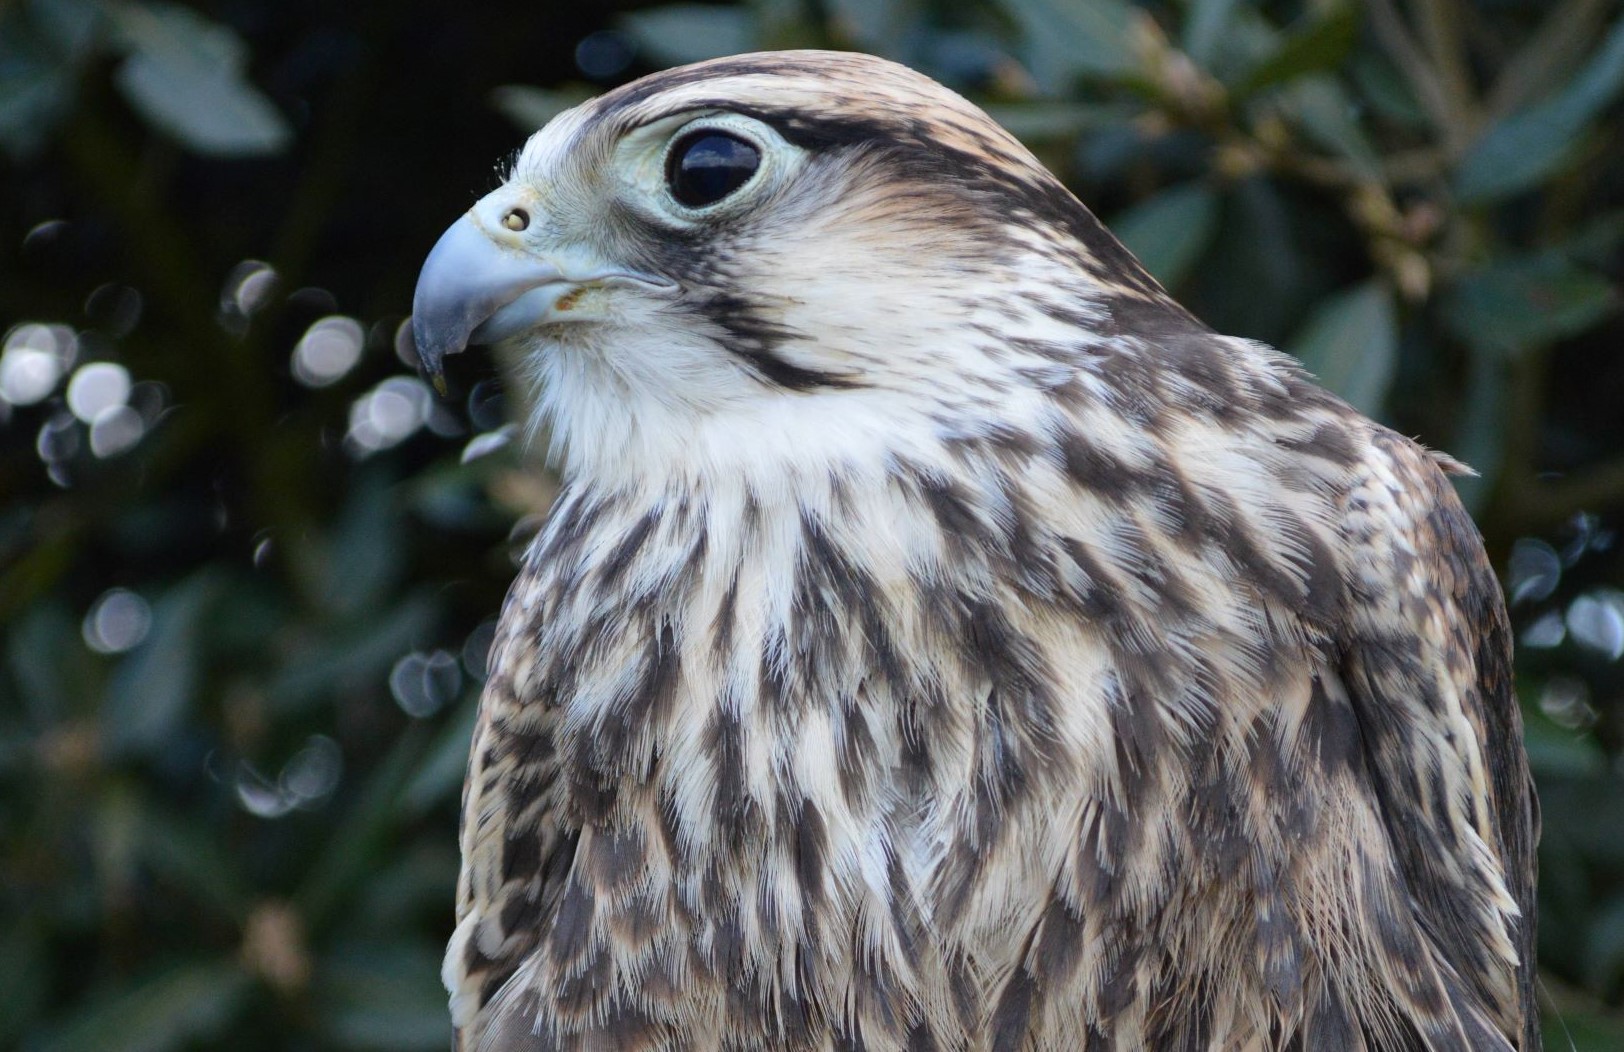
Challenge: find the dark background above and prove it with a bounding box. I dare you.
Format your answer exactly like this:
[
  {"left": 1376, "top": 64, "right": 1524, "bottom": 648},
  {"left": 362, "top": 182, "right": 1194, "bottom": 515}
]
[{"left": 3, "top": 0, "right": 1623, "bottom": 1047}]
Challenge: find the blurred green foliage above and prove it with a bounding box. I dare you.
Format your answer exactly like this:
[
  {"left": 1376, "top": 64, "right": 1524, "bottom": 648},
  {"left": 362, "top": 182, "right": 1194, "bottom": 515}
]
[{"left": 2, "top": 0, "right": 1623, "bottom": 1048}]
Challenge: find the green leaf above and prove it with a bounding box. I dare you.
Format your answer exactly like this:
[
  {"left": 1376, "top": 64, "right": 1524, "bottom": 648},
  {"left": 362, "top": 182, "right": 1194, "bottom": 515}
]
[
  {"left": 1523, "top": 709, "right": 1608, "bottom": 778},
  {"left": 1543, "top": 1007, "right": 1624, "bottom": 1052},
  {"left": 399, "top": 695, "right": 478, "bottom": 819},
  {"left": 1456, "top": 15, "right": 1624, "bottom": 202},
  {"left": 266, "top": 591, "right": 439, "bottom": 713},
  {"left": 489, "top": 84, "right": 597, "bottom": 131},
  {"left": 1182, "top": 0, "right": 1243, "bottom": 69},
  {"left": 291, "top": 468, "right": 404, "bottom": 617},
  {"left": 296, "top": 722, "right": 431, "bottom": 930},
  {"left": 824, "top": 0, "right": 908, "bottom": 49},
  {"left": 1111, "top": 182, "right": 1220, "bottom": 291},
  {"left": 616, "top": 4, "right": 757, "bottom": 67},
  {"left": 1349, "top": 50, "right": 1428, "bottom": 127},
  {"left": 106, "top": 1, "right": 291, "bottom": 156},
  {"left": 102, "top": 572, "right": 220, "bottom": 756},
  {"left": 1289, "top": 279, "right": 1398, "bottom": 416},
  {"left": 0, "top": 0, "right": 98, "bottom": 158},
  {"left": 6, "top": 599, "right": 84, "bottom": 725},
  {"left": 34, "top": 961, "right": 250, "bottom": 1052},
  {"left": 982, "top": 101, "right": 1139, "bottom": 144},
  {"left": 1276, "top": 75, "right": 1381, "bottom": 178},
  {"left": 138, "top": 805, "right": 254, "bottom": 921},
  {"left": 1441, "top": 253, "right": 1617, "bottom": 357},
  {"left": 997, "top": 0, "right": 1141, "bottom": 87},
  {"left": 1233, "top": 4, "right": 1358, "bottom": 97},
  {"left": 316, "top": 940, "right": 449, "bottom": 1051},
  {"left": 1447, "top": 352, "right": 1507, "bottom": 514},
  {"left": 0, "top": 918, "right": 48, "bottom": 1044},
  {"left": 1183, "top": 176, "right": 1303, "bottom": 341}
]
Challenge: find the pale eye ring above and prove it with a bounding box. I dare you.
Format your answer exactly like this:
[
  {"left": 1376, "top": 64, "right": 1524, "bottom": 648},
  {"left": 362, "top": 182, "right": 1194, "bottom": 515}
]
[{"left": 502, "top": 208, "right": 530, "bottom": 232}]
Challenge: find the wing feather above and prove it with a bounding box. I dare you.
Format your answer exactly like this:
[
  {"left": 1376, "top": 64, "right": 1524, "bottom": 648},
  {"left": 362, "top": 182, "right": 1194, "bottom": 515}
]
[{"left": 1337, "top": 431, "right": 1538, "bottom": 1048}]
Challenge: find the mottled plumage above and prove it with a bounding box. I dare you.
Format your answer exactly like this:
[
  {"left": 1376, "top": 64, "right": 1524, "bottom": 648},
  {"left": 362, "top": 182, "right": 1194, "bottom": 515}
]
[{"left": 411, "top": 51, "right": 1538, "bottom": 1051}]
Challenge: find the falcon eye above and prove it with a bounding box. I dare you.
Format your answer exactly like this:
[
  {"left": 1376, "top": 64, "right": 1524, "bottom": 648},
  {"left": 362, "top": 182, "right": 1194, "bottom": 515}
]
[
  {"left": 502, "top": 208, "right": 530, "bottom": 232},
  {"left": 666, "top": 131, "right": 761, "bottom": 208}
]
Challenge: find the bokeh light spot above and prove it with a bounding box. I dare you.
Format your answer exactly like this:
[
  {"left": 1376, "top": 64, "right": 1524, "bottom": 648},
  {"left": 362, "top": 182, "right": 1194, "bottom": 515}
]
[
  {"left": 393, "top": 317, "right": 420, "bottom": 370},
  {"left": 66, "top": 362, "right": 132, "bottom": 423},
  {"left": 1521, "top": 610, "right": 1565, "bottom": 649},
  {"left": 1540, "top": 676, "right": 1598, "bottom": 729},
  {"left": 347, "top": 376, "right": 432, "bottom": 455},
  {"left": 83, "top": 588, "right": 153, "bottom": 654},
  {"left": 37, "top": 411, "right": 80, "bottom": 464},
  {"left": 84, "top": 283, "right": 145, "bottom": 337},
  {"left": 90, "top": 405, "right": 145, "bottom": 458},
  {"left": 1, "top": 323, "right": 78, "bottom": 406},
  {"left": 224, "top": 260, "right": 279, "bottom": 317},
  {"left": 1507, "top": 538, "right": 1561, "bottom": 605},
  {"left": 292, "top": 315, "right": 365, "bottom": 388},
  {"left": 234, "top": 735, "right": 344, "bottom": 818},
  {"left": 462, "top": 620, "right": 498, "bottom": 682},
  {"left": 389, "top": 649, "right": 462, "bottom": 717},
  {"left": 461, "top": 424, "right": 513, "bottom": 464},
  {"left": 1567, "top": 591, "right": 1624, "bottom": 660}
]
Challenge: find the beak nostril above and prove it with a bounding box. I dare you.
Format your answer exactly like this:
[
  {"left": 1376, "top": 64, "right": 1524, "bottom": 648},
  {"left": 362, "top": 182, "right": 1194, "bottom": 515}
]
[{"left": 502, "top": 208, "right": 530, "bottom": 232}]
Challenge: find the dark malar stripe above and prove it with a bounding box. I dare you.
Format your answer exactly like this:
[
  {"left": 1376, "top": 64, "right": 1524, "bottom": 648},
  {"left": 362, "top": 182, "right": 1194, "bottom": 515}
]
[{"left": 696, "top": 290, "right": 854, "bottom": 392}]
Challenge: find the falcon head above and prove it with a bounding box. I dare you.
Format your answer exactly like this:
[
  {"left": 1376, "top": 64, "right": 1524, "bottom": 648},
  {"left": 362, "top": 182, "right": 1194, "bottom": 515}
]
[{"left": 412, "top": 50, "right": 1174, "bottom": 483}]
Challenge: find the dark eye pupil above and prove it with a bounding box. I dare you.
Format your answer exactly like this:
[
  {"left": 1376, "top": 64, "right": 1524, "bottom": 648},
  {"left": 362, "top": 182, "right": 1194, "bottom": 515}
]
[{"left": 667, "top": 131, "right": 760, "bottom": 208}]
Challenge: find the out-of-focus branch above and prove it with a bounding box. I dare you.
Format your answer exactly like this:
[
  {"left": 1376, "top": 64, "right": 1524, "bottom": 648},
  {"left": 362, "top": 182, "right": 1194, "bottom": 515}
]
[
  {"left": 1412, "top": 0, "right": 1480, "bottom": 141},
  {"left": 1488, "top": 0, "right": 1613, "bottom": 117},
  {"left": 1366, "top": 0, "right": 1469, "bottom": 153}
]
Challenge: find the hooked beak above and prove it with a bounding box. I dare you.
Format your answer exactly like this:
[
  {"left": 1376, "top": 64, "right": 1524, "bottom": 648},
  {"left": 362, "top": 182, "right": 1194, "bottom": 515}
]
[{"left": 410, "top": 210, "right": 670, "bottom": 394}]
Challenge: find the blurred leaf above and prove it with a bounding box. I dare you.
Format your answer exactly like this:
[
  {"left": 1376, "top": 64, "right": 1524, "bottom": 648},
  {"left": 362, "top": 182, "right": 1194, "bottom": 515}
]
[
  {"left": 295, "top": 469, "right": 405, "bottom": 617},
  {"left": 1543, "top": 1007, "right": 1624, "bottom": 1051},
  {"left": 1289, "top": 279, "right": 1397, "bottom": 416},
  {"left": 998, "top": 0, "right": 1140, "bottom": 87},
  {"left": 0, "top": 919, "right": 48, "bottom": 1045},
  {"left": 297, "top": 722, "right": 430, "bottom": 930},
  {"left": 1276, "top": 75, "right": 1381, "bottom": 178},
  {"left": 1182, "top": 0, "right": 1242, "bottom": 69},
  {"left": 266, "top": 591, "right": 439, "bottom": 712},
  {"left": 824, "top": 0, "right": 906, "bottom": 49},
  {"left": 351, "top": 844, "right": 460, "bottom": 933},
  {"left": 6, "top": 599, "right": 84, "bottom": 725},
  {"left": 1441, "top": 253, "right": 1617, "bottom": 358},
  {"left": 1349, "top": 51, "right": 1428, "bottom": 127},
  {"left": 1456, "top": 15, "right": 1624, "bottom": 203},
  {"left": 106, "top": 1, "right": 291, "bottom": 157},
  {"left": 1563, "top": 208, "right": 1624, "bottom": 264},
  {"left": 1233, "top": 4, "right": 1358, "bottom": 97},
  {"left": 1111, "top": 182, "right": 1219, "bottom": 290},
  {"left": 1183, "top": 176, "right": 1304, "bottom": 340},
  {"left": 316, "top": 941, "right": 449, "bottom": 1051},
  {"left": 34, "top": 961, "right": 250, "bottom": 1052},
  {"left": 490, "top": 84, "right": 596, "bottom": 132},
  {"left": 1523, "top": 709, "right": 1608, "bottom": 778},
  {"left": 982, "top": 101, "right": 1138, "bottom": 144},
  {"left": 399, "top": 695, "right": 478, "bottom": 819},
  {"left": 138, "top": 805, "right": 253, "bottom": 921},
  {"left": 102, "top": 571, "right": 220, "bottom": 756},
  {"left": 0, "top": 0, "right": 98, "bottom": 158},
  {"left": 1583, "top": 894, "right": 1624, "bottom": 993},
  {"left": 1491, "top": 0, "right": 1615, "bottom": 117},
  {"left": 1447, "top": 352, "right": 1508, "bottom": 515},
  {"left": 616, "top": 4, "right": 756, "bottom": 67}
]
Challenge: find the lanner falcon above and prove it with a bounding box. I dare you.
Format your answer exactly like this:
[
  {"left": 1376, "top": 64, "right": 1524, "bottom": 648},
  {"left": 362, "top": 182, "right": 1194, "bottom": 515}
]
[{"left": 411, "top": 50, "right": 1539, "bottom": 1052}]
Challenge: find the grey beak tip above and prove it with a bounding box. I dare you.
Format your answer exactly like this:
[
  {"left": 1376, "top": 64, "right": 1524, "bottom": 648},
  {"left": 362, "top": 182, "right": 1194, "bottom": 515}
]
[{"left": 408, "top": 310, "right": 455, "bottom": 396}]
